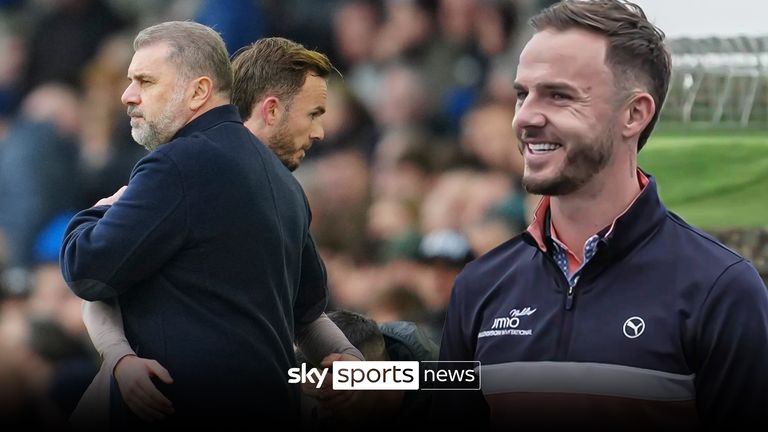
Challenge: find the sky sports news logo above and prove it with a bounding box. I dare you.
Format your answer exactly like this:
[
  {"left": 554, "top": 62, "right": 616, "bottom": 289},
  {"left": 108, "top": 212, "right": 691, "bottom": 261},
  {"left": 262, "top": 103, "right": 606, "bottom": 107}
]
[{"left": 287, "top": 361, "right": 480, "bottom": 390}]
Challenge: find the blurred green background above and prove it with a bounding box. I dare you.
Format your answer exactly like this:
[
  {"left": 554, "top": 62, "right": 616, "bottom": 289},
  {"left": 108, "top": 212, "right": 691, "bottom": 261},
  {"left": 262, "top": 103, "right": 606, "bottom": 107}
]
[{"left": 640, "top": 127, "right": 768, "bottom": 229}]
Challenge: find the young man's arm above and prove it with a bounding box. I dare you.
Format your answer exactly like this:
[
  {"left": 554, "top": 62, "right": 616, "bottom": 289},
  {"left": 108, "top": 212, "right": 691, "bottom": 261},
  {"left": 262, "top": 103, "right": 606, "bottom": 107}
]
[
  {"left": 295, "top": 313, "right": 364, "bottom": 364},
  {"left": 293, "top": 233, "right": 364, "bottom": 363},
  {"left": 84, "top": 302, "right": 364, "bottom": 421},
  {"left": 293, "top": 233, "right": 365, "bottom": 411},
  {"left": 294, "top": 314, "right": 365, "bottom": 414},
  {"left": 82, "top": 300, "right": 174, "bottom": 422},
  {"left": 82, "top": 300, "right": 133, "bottom": 375}
]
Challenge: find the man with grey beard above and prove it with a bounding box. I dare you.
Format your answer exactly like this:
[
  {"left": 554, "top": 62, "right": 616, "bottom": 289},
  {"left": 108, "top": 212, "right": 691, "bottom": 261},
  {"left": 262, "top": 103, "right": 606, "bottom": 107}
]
[
  {"left": 126, "top": 76, "right": 187, "bottom": 151},
  {"left": 61, "top": 22, "right": 362, "bottom": 430}
]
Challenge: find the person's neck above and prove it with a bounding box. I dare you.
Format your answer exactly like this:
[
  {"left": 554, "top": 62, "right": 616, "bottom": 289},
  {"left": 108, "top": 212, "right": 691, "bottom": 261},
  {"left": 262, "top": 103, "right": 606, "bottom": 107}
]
[
  {"left": 549, "top": 158, "right": 640, "bottom": 259},
  {"left": 184, "top": 96, "right": 228, "bottom": 126},
  {"left": 243, "top": 116, "right": 267, "bottom": 142}
]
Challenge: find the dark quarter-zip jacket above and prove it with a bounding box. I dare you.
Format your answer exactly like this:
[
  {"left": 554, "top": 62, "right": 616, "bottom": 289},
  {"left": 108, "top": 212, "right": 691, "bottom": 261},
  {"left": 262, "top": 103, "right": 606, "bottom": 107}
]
[{"left": 437, "top": 174, "right": 768, "bottom": 430}]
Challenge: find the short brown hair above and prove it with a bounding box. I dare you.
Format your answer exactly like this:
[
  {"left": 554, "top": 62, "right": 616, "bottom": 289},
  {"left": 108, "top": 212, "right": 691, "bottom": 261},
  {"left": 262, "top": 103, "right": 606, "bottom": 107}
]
[
  {"left": 134, "top": 21, "right": 233, "bottom": 98},
  {"left": 231, "top": 37, "right": 334, "bottom": 121},
  {"left": 531, "top": 0, "right": 670, "bottom": 151}
]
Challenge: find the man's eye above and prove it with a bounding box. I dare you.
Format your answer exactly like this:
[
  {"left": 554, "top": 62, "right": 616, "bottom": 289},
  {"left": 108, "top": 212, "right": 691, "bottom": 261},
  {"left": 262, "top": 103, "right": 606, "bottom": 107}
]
[
  {"left": 552, "top": 93, "right": 570, "bottom": 100},
  {"left": 516, "top": 91, "right": 528, "bottom": 101}
]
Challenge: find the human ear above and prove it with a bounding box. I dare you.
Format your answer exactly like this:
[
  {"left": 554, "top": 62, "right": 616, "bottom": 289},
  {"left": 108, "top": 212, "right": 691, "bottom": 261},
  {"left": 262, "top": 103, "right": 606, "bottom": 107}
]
[
  {"left": 189, "top": 76, "right": 214, "bottom": 111},
  {"left": 621, "top": 92, "right": 655, "bottom": 140},
  {"left": 259, "top": 96, "right": 281, "bottom": 126}
]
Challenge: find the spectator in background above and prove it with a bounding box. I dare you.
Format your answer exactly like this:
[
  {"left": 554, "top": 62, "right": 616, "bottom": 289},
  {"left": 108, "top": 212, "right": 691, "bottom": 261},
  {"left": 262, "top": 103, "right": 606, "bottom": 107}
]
[
  {"left": 460, "top": 100, "right": 523, "bottom": 176},
  {"left": 26, "top": 214, "right": 98, "bottom": 425},
  {"left": 307, "top": 78, "right": 378, "bottom": 160},
  {"left": 416, "top": 229, "right": 474, "bottom": 340},
  {"left": 474, "top": 0, "right": 518, "bottom": 58},
  {"left": 330, "top": 0, "right": 385, "bottom": 116},
  {"left": 374, "top": 0, "right": 438, "bottom": 64},
  {"left": 464, "top": 212, "right": 519, "bottom": 257},
  {"left": 22, "top": 0, "right": 126, "bottom": 94},
  {"left": 194, "top": 0, "right": 266, "bottom": 55},
  {"left": 23, "top": 319, "right": 96, "bottom": 423},
  {"left": 295, "top": 149, "right": 373, "bottom": 260},
  {"left": 0, "top": 310, "right": 95, "bottom": 428},
  {"left": 367, "top": 285, "right": 431, "bottom": 325},
  {"left": 0, "top": 334, "right": 29, "bottom": 426},
  {"left": 332, "top": 0, "right": 383, "bottom": 72},
  {"left": 0, "top": 83, "right": 82, "bottom": 297},
  {"left": 437, "top": 0, "right": 768, "bottom": 428},
  {"left": 483, "top": 59, "right": 520, "bottom": 106},
  {"left": 373, "top": 62, "right": 434, "bottom": 130},
  {"left": 261, "top": 0, "right": 342, "bottom": 64},
  {"left": 452, "top": 110, "right": 530, "bottom": 237},
  {"left": 2, "top": 218, "right": 94, "bottom": 429},
  {"left": 0, "top": 23, "right": 24, "bottom": 129},
  {"left": 367, "top": 198, "right": 421, "bottom": 262},
  {"left": 370, "top": 127, "right": 441, "bottom": 203},
  {"left": 27, "top": 212, "right": 88, "bottom": 341}
]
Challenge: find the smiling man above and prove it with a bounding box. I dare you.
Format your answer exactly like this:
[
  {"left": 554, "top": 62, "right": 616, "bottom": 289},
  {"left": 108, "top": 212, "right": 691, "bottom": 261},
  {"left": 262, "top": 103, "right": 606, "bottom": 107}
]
[{"left": 436, "top": 0, "right": 768, "bottom": 429}]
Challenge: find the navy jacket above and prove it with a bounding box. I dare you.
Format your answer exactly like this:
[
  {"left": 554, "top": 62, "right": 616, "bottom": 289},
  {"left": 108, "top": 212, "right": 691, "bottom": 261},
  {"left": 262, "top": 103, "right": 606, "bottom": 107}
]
[
  {"left": 61, "top": 106, "right": 326, "bottom": 427},
  {"left": 438, "top": 175, "right": 768, "bottom": 429}
]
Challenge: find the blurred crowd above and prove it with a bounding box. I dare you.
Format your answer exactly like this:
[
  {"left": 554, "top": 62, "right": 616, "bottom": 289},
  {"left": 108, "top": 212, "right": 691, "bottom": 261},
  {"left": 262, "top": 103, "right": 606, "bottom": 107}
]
[{"left": 0, "top": 0, "right": 555, "bottom": 423}]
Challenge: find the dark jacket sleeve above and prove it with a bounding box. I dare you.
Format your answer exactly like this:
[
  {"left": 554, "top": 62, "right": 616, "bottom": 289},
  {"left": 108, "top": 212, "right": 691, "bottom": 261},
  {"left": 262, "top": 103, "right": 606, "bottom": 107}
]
[
  {"left": 293, "top": 233, "right": 328, "bottom": 325},
  {"left": 694, "top": 260, "right": 768, "bottom": 426},
  {"left": 60, "top": 150, "right": 187, "bottom": 301}
]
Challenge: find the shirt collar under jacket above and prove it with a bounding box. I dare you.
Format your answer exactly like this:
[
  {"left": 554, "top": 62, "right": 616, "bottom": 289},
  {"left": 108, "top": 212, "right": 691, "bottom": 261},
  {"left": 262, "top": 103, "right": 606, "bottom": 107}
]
[{"left": 524, "top": 170, "right": 665, "bottom": 267}]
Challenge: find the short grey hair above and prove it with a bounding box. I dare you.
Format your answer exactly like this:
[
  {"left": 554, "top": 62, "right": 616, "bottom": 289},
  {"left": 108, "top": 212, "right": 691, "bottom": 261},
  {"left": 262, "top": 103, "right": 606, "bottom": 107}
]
[{"left": 134, "top": 21, "right": 233, "bottom": 98}]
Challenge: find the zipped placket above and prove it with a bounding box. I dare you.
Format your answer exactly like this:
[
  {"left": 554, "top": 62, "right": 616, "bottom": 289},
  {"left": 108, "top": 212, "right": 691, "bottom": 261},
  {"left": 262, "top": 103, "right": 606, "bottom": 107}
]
[
  {"left": 548, "top": 234, "right": 600, "bottom": 359},
  {"left": 544, "top": 253, "right": 577, "bottom": 360},
  {"left": 565, "top": 284, "right": 575, "bottom": 310}
]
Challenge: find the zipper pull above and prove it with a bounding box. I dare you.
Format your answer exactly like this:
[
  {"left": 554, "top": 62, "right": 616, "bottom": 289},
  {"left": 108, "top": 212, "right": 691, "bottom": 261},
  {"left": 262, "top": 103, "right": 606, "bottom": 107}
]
[{"left": 565, "top": 285, "right": 574, "bottom": 310}]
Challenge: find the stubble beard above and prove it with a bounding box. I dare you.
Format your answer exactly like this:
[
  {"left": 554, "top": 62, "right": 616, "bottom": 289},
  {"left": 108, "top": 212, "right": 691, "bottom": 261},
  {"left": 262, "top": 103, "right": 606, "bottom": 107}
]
[
  {"left": 521, "top": 124, "right": 615, "bottom": 196},
  {"left": 268, "top": 115, "right": 300, "bottom": 172}
]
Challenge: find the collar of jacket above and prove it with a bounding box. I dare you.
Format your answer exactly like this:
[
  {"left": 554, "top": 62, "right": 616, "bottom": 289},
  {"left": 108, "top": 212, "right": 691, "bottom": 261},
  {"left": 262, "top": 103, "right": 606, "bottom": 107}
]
[
  {"left": 171, "top": 104, "right": 242, "bottom": 140},
  {"left": 523, "top": 171, "right": 668, "bottom": 269}
]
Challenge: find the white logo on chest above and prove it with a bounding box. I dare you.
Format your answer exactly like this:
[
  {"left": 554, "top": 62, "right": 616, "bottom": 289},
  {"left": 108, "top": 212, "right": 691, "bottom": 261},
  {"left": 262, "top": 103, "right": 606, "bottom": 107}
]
[
  {"left": 479, "top": 307, "right": 537, "bottom": 338},
  {"left": 623, "top": 316, "right": 645, "bottom": 339}
]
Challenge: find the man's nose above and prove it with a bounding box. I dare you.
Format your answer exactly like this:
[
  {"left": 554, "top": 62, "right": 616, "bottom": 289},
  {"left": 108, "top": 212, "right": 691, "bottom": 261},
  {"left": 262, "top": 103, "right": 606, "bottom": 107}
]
[
  {"left": 512, "top": 97, "right": 546, "bottom": 131},
  {"left": 121, "top": 82, "right": 140, "bottom": 106},
  {"left": 310, "top": 123, "right": 324, "bottom": 141}
]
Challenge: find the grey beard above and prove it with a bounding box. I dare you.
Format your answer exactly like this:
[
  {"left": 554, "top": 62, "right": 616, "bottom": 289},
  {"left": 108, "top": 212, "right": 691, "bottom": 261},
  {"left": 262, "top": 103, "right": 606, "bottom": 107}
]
[
  {"left": 132, "top": 125, "right": 161, "bottom": 151},
  {"left": 130, "top": 80, "right": 187, "bottom": 151}
]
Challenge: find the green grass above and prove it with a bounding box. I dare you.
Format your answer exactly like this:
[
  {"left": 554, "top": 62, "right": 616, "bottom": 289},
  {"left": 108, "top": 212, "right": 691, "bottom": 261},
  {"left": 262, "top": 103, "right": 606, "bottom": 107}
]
[{"left": 639, "top": 129, "right": 768, "bottom": 228}]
